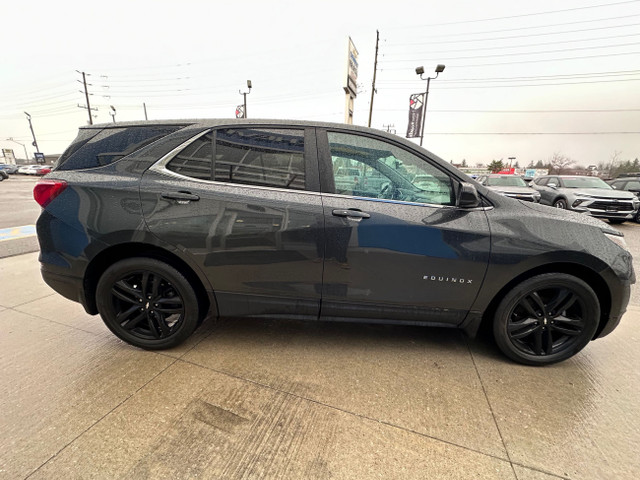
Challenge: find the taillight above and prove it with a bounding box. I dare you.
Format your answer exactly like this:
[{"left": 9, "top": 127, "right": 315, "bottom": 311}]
[{"left": 34, "top": 179, "right": 68, "bottom": 207}]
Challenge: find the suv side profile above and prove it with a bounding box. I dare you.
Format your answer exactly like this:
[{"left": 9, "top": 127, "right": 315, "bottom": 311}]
[
  {"left": 34, "top": 120, "right": 634, "bottom": 365},
  {"left": 531, "top": 175, "right": 639, "bottom": 224}
]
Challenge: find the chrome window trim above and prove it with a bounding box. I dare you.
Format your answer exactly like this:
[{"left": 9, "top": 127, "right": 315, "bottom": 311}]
[{"left": 148, "top": 130, "right": 493, "bottom": 210}]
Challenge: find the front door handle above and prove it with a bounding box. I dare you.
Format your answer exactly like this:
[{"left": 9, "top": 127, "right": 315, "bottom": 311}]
[
  {"left": 332, "top": 209, "right": 371, "bottom": 219},
  {"left": 161, "top": 191, "right": 200, "bottom": 203}
]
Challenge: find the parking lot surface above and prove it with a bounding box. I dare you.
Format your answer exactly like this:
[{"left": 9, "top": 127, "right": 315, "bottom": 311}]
[{"left": 1, "top": 176, "right": 639, "bottom": 479}]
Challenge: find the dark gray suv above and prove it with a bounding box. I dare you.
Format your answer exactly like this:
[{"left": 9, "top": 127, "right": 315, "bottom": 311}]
[{"left": 34, "top": 120, "right": 634, "bottom": 365}]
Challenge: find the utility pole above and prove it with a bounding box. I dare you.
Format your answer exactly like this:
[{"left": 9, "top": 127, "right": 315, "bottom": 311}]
[
  {"left": 110, "top": 105, "right": 116, "bottom": 123},
  {"left": 368, "top": 30, "right": 380, "bottom": 128},
  {"left": 143, "top": 102, "right": 148, "bottom": 120},
  {"left": 76, "top": 70, "right": 97, "bottom": 125},
  {"left": 24, "top": 112, "right": 39, "bottom": 154}
]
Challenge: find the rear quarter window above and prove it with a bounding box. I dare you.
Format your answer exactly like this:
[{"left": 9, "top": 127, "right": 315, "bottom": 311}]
[{"left": 57, "top": 125, "right": 183, "bottom": 171}]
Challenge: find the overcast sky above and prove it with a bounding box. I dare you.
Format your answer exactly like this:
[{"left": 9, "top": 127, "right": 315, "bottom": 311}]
[{"left": 1, "top": 0, "right": 639, "bottom": 167}]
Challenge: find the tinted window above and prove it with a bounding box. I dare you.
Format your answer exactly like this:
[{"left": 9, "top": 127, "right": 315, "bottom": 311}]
[
  {"left": 58, "top": 125, "right": 182, "bottom": 170},
  {"left": 166, "top": 132, "right": 213, "bottom": 180},
  {"left": 534, "top": 177, "right": 548, "bottom": 186},
  {"left": 486, "top": 176, "right": 527, "bottom": 187},
  {"left": 327, "top": 131, "right": 454, "bottom": 206},
  {"left": 562, "top": 177, "right": 611, "bottom": 189},
  {"left": 214, "top": 128, "right": 305, "bottom": 190}
]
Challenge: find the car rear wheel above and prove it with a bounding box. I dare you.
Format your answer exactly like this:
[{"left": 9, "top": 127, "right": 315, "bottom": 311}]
[
  {"left": 553, "top": 198, "right": 567, "bottom": 209},
  {"left": 493, "top": 273, "right": 599, "bottom": 365},
  {"left": 96, "top": 258, "right": 200, "bottom": 349}
]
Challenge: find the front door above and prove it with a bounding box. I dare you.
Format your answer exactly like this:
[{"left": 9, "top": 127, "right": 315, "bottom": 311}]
[{"left": 317, "top": 129, "right": 491, "bottom": 326}]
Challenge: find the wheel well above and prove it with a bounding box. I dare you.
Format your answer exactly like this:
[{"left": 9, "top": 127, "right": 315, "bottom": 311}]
[
  {"left": 479, "top": 263, "right": 611, "bottom": 339},
  {"left": 83, "top": 243, "right": 212, "bottom": 318}
]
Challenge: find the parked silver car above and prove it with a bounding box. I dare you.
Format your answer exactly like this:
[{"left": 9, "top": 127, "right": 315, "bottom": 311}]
[
  {"left": 476, "top": 174, "right": 541, "bottom": 202},
  {"left": 531, "top": 175, "right": 639, "bottom": 224}
]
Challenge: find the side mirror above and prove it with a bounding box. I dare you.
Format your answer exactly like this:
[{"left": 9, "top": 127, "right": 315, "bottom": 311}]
[{"left": 458, "top": 182, "right": 481, "bottom": 208}]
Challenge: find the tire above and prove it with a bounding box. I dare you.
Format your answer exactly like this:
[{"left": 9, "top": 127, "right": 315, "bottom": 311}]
[
  {"left": 96, "top": 258, "right": 200, "bottom": 349},
  {"left": 553, "top": 198, "right": 567, "bottom": 209},
  {"left": 635, "top": 210, "right": 640, "bottom": 223},
  {"left": 608, "top": 219, "right": 626, "bottom": 224},
  {"left": 493, "top": 273, "right": 600, "bottom": 366}
]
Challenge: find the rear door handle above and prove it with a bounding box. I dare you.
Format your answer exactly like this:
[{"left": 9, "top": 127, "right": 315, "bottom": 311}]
[
  {"left": 332, "top": 209, "right": 371, "bottom": 219},
  {"left": 161, "top": 191, "right": 200, "bottom": 203}
]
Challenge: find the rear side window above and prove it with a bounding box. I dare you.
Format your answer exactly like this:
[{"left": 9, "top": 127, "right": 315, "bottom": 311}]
[
  {"left": 215, "top": 128, "right": 305, "bottom": 190},
  {"left": 166, "top": 127, "right": 306, "bottom": 190},
  {"left": 57, "top": 125, "right": 182, "bottom": 171},
  {"left": 166, "top": 133, "right": 213, "bottom": 180}
]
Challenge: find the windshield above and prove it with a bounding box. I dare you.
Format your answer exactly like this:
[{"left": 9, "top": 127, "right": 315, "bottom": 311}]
[
  {"left": 562, "top": 177, "right": 612, "bottom": 189},
  {"left": 486, "top": 176, "right": 527, "bottom": 187}
]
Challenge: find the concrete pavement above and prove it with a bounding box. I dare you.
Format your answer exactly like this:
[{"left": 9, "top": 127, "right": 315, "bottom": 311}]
[{"left": 1, "top": 252, "right": 639, "bottom": 479}]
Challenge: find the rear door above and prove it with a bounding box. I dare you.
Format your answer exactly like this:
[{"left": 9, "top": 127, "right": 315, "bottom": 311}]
[
  {"left": 317, "top": 129, "right": 491, "bottom": 326},
  {"left": 140, "top": 126, "right": 324, "bottom": 319}
]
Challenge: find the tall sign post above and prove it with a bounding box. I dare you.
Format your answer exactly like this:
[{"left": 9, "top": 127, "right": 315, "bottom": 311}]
[{"left": 343, "top": 37, "right": 358, "bottom": 124}]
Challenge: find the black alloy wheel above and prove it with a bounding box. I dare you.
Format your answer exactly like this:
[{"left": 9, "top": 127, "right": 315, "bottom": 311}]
[
  {"left": 553, "top": 198, "right": 567, "bottom": 209},
  {"left": 96, "top": 258, "right": 200, "bottom": 349},
  {"left": 493, "top": 273, "right": 599, "bottom": 365}
]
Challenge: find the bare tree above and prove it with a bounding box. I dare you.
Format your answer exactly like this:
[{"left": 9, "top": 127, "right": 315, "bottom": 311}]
[{"left": 549, "top": 152, "right": 575, "bottom": 174}]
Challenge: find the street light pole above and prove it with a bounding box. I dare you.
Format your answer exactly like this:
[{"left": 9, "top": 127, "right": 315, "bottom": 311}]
[
  {"left": 24, "top": 112, "right": 40, "bottom": 155},
  {"left": 415, "top": 64, "right": 445, "bottom": 147},
  {"left": 110, "top": 105, "right": 116, "bottom": 123},
  {"left": 239, "top": 80, "right": 252, "bottom": 118},
  {"left": 5, "top": 137, "right": 28, "bottom": 161}
]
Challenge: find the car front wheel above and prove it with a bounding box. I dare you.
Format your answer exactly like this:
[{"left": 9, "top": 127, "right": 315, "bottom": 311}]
[
  {"left": 553, "top": 198, "right": 567, "bottom": 209},
  {"left": 96, "top": 258, "right": 200, "bottom": 349},
  {"left": 493, "top": 273, "right": 599, "bottom": 365}
]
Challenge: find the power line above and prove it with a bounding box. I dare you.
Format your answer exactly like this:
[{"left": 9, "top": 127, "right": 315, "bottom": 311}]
[
  {"left": 387, "top": 32, "right": 640, "bottom": 56},
  {"left": 387, "top": 0, "right": 640, "bottom": 29},
  {"left": 382, "top": 41, "right": 640, "bottom": 64},
  {"left": 385, "top": 21, "right": 640, "bottom": 46},
  {"left": 422, "top": 131, "right": 640, "bottom": 135},
  {"left": 376, "top": 108, "right": 640, "bottom": 113},
  {"left": 380, "top": 70, "right": 640, "bottom": 85},
  {"left": 380, "top": 50, "right": 640, "bottom": 70},
  {"left": 380, "top": 77, "right": 640, "bottom": 89}
]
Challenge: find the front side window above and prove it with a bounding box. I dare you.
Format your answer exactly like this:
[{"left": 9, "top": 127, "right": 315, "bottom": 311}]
[
  {"left": 214, "top": 128, "right": 305, "bottom": 190},
  {"left": 327, "top": 132, "right": 454, "bottom": 205}
]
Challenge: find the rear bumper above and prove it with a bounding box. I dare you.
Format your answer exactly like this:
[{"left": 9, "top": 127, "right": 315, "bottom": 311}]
[{"left": 41, "top": 265, "right": 94, "bottom": 315}]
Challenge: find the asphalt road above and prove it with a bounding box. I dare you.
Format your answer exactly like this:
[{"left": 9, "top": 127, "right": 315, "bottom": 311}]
[{"left": 0, "top": 175, "right": 41, "bottom": 229}]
